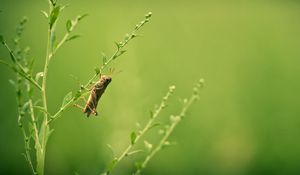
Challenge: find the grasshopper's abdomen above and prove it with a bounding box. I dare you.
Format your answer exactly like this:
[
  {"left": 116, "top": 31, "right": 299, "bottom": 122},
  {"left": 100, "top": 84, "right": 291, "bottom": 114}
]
[{"left": 84, "top": 75, "right": 112, "bottom": 117}]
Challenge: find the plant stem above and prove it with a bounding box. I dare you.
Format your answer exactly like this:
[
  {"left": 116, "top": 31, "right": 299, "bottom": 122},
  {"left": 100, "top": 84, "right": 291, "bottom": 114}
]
[
  {"left": 37, "top": 6, "right": 54, "bottom": 174},
  {"left": 103, "top": 86, "right": 175, "bottom": 175},
  {"left": 2, "top": 42, "right": 42, "bottom": 90},
  {"left": 134, "top": 93, "right": 200, "bottom": 175}
]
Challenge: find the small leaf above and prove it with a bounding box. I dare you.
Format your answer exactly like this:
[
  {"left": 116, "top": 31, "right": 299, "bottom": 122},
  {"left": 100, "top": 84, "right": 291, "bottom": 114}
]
[
  {"left": 8, "top": 79, "right": 16, "bottom": 89},
  {"left": 116, "top": 50, "right": 126, "bottom": 58},
  {"left": 135, "top": 162, "right": 143, "bottom": 170},
  {"left": 35, "top": 72, "right": 44, "bottom": 82},
  {"left": 21, "top": 101, "right": 30, "bottom": 113},
  {"left": 130, "top": 131, "right": 137, "bottom": 145},
  {"left": 124, "top": 33, "right": 130, "bottom": 41},
  {"left": 50, "top": 0, "right": 56, "bottom": 6},
  {"left": 48, "top": 128, "right": 55, "bottom": 137},
  {"left": 66, "top": 35, "right": 80, "bottom": 42},
  {"left": 106, "top": 144, "right": 115, "bottom": 158},
  {"left": 62, "top": 91, "right": 73, "bottom": 107},
  {"left": 170, "top": 115, "right": 180, "bottom": 123},
  {"left": 136, "top": 122, "right": 141, "bottom": 129},
  {"left": 34, "top": 106, "right": 51, "bottom": 116},
  {"left": 158, "top": 129, "right": 165, "bottom": 135},
  {"left": 101, "top": 52, "right": 107, "bottom": 64},
  {"left": 0, "top": 34, "right": 5, "bottom": 44},
  {"left": 94, "top": 67, "right": 100, "bottom": 75},
  {"left": 66, "top": 20, "right": 72, "bottom": 32},
  {"left": 107, "top": 158, "right": 118, "bottom": 173},
  {"left": 114, "top": 42, "right": 120, "bottom": 49},
  {"left": 149, "top": 110, "right": 154, "bottom": 118},
  {"left": 126, "top": 150, "right": 143, "bottom": 157},
  {"left": 77, "top": 14, "right": 88, "bottom": 21},
  {"left": 144, "top": 140, "right": 153, "bottom": 153},
  {"left": 74, "top": 90, "right": 81, "bottom": 100},
  {"left": 49, "top": 6, "right": 61, "bottom": 29},
  {"left": 40, "top": 10, "right": 48, "bottom": 18},
  {"left": 148, "top": 122, "right": 161, "bottom": 130}
]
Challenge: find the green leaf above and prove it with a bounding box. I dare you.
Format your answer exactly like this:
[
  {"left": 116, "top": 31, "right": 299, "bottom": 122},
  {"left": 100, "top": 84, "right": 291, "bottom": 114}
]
[
  {"left": 21, "top": 101, "right": 30, "bottom": 114},
  {"left": 74, "top": 90, "right": 81, "bottom": 100},
  {"left": 106, "top": 144, "right": 115, "bottom": 158},
  {"left": 135, "top": 162, "right": 142, "bottom": 171},
  {"left": 106, "top": 158, "right": 118, "bottom": 173},
  {"left": 0, "top": 35, "right": 5, "bottom": 44},
  {"left": 149, "top": 122, "right": 161, "bottom": 130},
  {"left": 66, "top": 35, "right": 80, "bottom": 42},
  {"left": 66, "top": 20, "right": 72, "bottom": 32},
  {"left": 94, "top": 67, "right": 100, "bottom": 75},
  {"left": 49, "top": 6, "right": 60, "bottom": 29},
  {"left": 144, "top": 140, "right": 153, "bottom": 153},
  {"left": 35, "top": 72, "right": 44, "bottom": 82},
  {"left": 130, "top": 131, "right": 137, "bottom": 145},
  {"left": 101, "top": 52, "right": 107, "bottom": 64},
  {"left": 116, "top": 50, "right": 126, "bottom": 58},
  {"left": 50, "top": 0, "right": 56, "bottom": 6},
  {"left": 114, "top": 42, "right": 120, "bottom": 49},
  {"left": 77, "top": 14, "right": 88, "bottom": 21},
  {"left": 126, "top": 150, "right": 143, "bottom": 157},
  {"left": 149, "top": 110, "right": 154, "bottom": 118},
  {"left": 62, "top": 91, "right": 73, "bottom": 107},
  {"left": 40, "top": 10, "right": 48, "bottom": 18}
]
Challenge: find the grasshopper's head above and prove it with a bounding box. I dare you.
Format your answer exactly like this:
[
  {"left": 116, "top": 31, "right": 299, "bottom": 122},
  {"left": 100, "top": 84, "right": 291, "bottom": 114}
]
[{"left": 100, "top": 75, "right": 112, "bottom": 86}]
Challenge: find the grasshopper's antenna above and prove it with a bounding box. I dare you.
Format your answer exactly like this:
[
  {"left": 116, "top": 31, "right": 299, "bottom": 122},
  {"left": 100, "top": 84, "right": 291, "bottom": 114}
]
[{"left": 107, "top": 67, "right": 122, "bottom": 78}]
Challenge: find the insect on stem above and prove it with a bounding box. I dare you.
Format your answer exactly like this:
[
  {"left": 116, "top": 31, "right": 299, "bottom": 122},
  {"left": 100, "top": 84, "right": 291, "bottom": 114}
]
[{"left": 83, "top": 74, "right": 112, "bottom": 117}]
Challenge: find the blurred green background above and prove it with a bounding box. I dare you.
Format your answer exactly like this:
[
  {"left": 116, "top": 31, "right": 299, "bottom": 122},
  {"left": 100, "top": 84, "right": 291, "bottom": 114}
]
[{"left": 1, "top": 0, "right": 300, "bottom": 174}]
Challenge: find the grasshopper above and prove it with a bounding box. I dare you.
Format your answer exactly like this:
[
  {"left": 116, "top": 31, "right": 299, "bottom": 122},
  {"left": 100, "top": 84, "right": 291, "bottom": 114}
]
[{"left": 78, "top": 74, "right": 112, "bottom": 117}]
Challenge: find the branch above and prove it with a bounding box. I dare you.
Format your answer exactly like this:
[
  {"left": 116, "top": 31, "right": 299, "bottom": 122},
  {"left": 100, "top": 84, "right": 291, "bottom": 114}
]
[
  {"left": 102, "top": 85, "right": 175, "bottom": 175},
  {"left": 134, "top": 79, "right": 204, "bottom": 174}
]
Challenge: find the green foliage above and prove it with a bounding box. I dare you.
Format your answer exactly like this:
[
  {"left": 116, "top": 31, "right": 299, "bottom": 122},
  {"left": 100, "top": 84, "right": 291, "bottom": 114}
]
[
  {"left": 0, "top": 1, "right": 201, "bottom": 175},
  {"left": 49, "top": 6, "right": 61, "bottom": 29},
  {"left": 131, "top": 131, "right": 137, "bottom": 145},
  {"left": 62, "top": 92, "right": 73, "bottom": 107}
]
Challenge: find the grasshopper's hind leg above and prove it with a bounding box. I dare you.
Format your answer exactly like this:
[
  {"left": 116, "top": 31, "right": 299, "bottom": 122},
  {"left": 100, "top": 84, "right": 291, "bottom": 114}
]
[{"left": 74, "top": 97, "right": 97, "bottom": 116}]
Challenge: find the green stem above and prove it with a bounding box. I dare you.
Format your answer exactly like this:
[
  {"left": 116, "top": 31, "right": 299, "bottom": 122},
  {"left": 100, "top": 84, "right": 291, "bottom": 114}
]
[
  {"left": 37, "top": 8, "right": 54, "bottom": 174},
  {"left": 1, "top": 43, "right": 42, "bottom": 90},
  {"left": 103, "top": 86, "right": 174, "bottom": 175},
  {"left": 134, "top": 95, "right": 198, "bottom": 175}
]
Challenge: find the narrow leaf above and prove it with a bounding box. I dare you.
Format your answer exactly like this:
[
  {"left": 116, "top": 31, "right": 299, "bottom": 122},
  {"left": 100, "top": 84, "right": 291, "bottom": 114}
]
[
  {"left": 94, "top": 67, "right": 100, "bottom": 75},
  {"left": 117, "top": 50, "right": 126, "bottom": 58},
  {"left": 66, "top": 20, "right": 72, "bottom": 32},
  {"left": 148, "top": 122, "right": 161, "bottom": 130},
  {"left": 49, "top": 6, "right": 60, "bottom": 29},
  {"left": 144, "top": 140, "right": 153, "bottom": 152},
  {"left": 130, "top": 131, "right": 137, "bottom": 145},
  {"left": 40, "top": 10, "right": 48, "bottom": 18},
  {"left": 114, "top": 42, "right": 120, "bottom": 49},
  {"left": 35, "top": 72, "right": 44, "bottom": 82},
  {"left": 77, "top": 14, "right": 88, "bottom": 21},
  {"left": 126, "top": 150, "right": 143, "bottom": 157},
  {"left": 62, "top": 91, "right": 73, "bottom": 107},
  {"left": 107, "top": 158, "right": 118, "bottom": 173},
  {"left": 66, "top": 35, "right": 80, "bottom": 42},
  {"left": 21, "top": 101, "right": 30, "bottom": 114},
  {"left": 74, "top": 90, "right": 81, "bottom": 100},
  {"left": 101, "top": 52, "right": 107, "bottom": 64},
  {"left": 34, "top": 106, "right": 51, "bottom": 116},
  {"left": 106, "top": 144, "right": 115, "bottom": 158}
]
